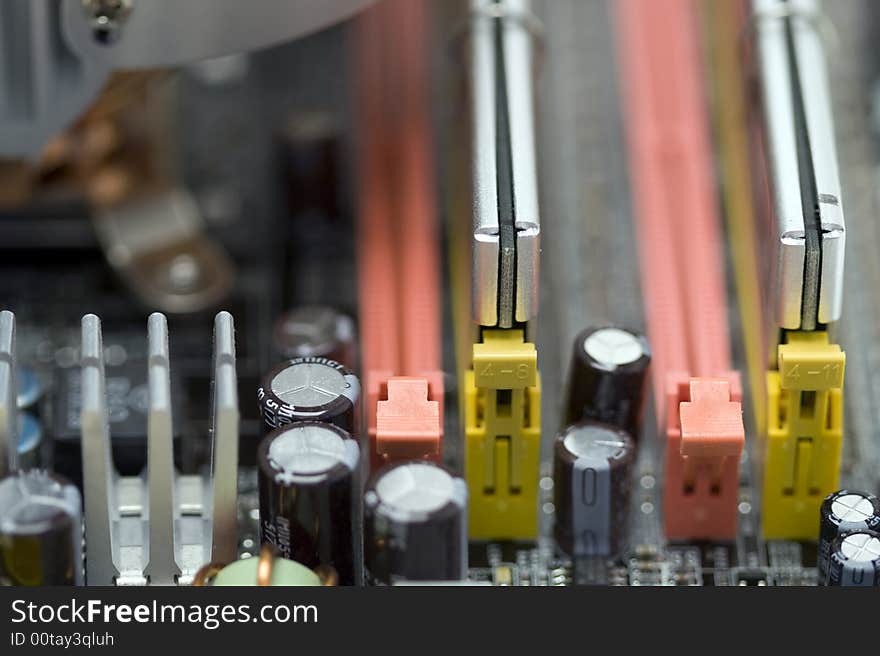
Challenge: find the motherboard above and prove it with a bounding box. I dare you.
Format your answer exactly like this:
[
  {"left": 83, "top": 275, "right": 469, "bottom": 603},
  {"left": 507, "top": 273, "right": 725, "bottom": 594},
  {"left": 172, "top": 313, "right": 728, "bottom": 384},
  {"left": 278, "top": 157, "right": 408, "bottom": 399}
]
[{"left": 1, "top": 0, "right": 878, "bottom": 589}]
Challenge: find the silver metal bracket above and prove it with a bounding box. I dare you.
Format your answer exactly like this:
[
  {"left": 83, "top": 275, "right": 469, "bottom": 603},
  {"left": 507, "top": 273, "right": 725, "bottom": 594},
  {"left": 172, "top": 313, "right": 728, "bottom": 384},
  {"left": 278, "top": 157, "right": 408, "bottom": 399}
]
[
  {"left": 469, "top": 0, "right": 541, "bottom": 328},
  {"left": 751, "top": 0, "right": 845, "bottom": 336},
  {"left": 80, "top": 311, "right": 239, "bottom": 585},
  {"left": 93, "top": 189, "right": 236, "bottom": 315},
  {"left": 0, "top": 311, "right": 19, "bottom": 477}
]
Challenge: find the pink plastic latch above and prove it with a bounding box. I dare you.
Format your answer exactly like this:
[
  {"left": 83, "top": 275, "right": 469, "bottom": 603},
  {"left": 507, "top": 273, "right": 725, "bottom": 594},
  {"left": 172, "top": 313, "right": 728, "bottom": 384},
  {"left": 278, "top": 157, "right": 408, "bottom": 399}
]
[{"left": 663, "top": 374, "right": 744, "bottom": 541}]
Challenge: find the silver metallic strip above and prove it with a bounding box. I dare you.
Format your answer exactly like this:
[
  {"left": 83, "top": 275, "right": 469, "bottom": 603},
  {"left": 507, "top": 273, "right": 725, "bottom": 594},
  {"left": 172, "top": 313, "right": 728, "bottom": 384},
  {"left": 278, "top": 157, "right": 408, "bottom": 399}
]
[
  {"left": 80, "top": 314, "right": 120, "bottom": 585},
  {"left": 144, "top": 313, "right": 181, "bottom": 584},
  {"left": 210, "top": 311, "right": 240, "bottom": 565},
  {"left": 503, "top": 0, "right": 541, "bottom": 324},
  {"left": 752, "top": 0, "right": 846, "bottom": 329},
  {"left": 754, "top": 0, "right": 807, "bottom": 330},
  {"left": 0, "top": 311, "right": 17, "bottom": 476},
  {"left": 789, "top": 0, "right": 845, "bottom": 325},
  {"left": 472, "top": 0, "right": 500, "bottom": 327},
  {"left": 470, "top": 0, "right": 541, "bottom": 327}
]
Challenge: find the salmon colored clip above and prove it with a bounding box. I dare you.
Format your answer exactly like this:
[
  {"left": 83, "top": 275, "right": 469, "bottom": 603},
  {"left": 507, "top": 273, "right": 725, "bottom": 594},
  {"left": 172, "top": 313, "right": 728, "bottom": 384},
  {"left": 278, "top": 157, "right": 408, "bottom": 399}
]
[
  {"left": 664, "top": 375, "right": 744, "bottom": 540},
  {"left": 376, "top": 377, "right": 441, "bottom": 463}
]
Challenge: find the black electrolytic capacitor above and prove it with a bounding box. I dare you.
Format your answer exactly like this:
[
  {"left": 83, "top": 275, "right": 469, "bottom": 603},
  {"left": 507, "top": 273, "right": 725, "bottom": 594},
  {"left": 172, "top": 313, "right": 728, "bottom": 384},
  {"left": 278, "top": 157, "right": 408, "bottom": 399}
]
[
  {"left": 818, "top": 489, "right": 880, "bottom": 585},
  {"left": 258, "top": 421, "right": 361, "bottom": 585},
  {"left": 272, "top": 306, "right": 356, "bottom": 368},
  {"left": 827, "top": 530, "right": 880, "bottom": 587},
  {"left": 553, "top": 421, "right": 635, "bottom": 557},
  {"left": 564, "top": 326, "right": 651, "bottom": 439},
  {"left": 364, "top": 461, "right": 467, "bottom": 585},
  {"left": 257, "top": 356, "right": 360, "bottom": 435},
  {"left": 0, "top": 470, "right": 82, "bottom": 586}
]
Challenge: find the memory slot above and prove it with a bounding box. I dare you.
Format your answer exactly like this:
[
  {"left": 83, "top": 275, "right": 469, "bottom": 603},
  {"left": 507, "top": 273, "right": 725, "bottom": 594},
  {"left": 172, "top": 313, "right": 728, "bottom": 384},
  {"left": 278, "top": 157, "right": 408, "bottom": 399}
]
[
  {"left": 614, "top": 0, "right": 745, "bottom": 541},
  {"left": 353, "top": 0, "right": 444, "bottom": 471}
]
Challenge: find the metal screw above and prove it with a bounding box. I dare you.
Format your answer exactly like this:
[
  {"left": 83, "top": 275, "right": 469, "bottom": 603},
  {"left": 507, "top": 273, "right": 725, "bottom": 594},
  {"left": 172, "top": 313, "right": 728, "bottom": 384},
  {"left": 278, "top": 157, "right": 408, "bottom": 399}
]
[
  {"left": 166, "top": 254, "right": 201, "bottom": 292},
  {"left": 82, "top": 0, "right": 133, "bottom": 45}
]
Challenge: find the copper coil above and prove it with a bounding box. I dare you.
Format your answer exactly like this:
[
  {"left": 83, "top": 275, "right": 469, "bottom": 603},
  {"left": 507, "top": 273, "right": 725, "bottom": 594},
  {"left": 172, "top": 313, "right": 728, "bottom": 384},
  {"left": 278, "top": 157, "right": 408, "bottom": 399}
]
[
  {"left": 192, "top": 562, "right": 225, "bottom": 587},
  {"left": 256, "top": 544, "right": 277, "bottom": 586},
  {"left": 314, "top": 565, "right": 338, "bottom": 587}
]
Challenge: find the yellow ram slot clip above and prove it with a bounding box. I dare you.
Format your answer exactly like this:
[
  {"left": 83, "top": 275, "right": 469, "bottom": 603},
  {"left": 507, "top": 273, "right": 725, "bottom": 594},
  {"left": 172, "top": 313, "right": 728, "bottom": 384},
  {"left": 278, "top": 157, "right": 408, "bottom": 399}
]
[
  {"left": 465, "top": 329, "right": 541, "bottom": 540},
  {"left": 762, "top": 332, "right": 844, "bottom": 539}
]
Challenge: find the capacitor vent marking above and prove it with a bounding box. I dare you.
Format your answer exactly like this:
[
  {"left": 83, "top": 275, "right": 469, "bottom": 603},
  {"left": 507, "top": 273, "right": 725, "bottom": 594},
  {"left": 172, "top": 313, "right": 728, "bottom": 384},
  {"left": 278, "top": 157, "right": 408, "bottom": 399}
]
[
  {"left": 0, "top": 471, "right": 78, "bottom": 535},
  {"left": 267, "top": 424, "right": 355, "bottom": 482},
  {"left": 583, "top": 328, "right": 645, "bottom": 368},
  {"left": 271, "top": 362, "right": 347, "bottom": 408},
  {"left": 374, "top": 462, "right": 456, "bottom": 515},
  {"left": 827, "top": 529, "right": 880, "bottom": 587},
  {"left": 840, "top": 533, "right": 880, "bottom": 561},
  {"left": 831, "top": 494, "right": 876, "bottom": 523},
  {"left": 562, "top": 428, "right": 627, "bottom": 461},
  {"left": 258, "top": 357, "right": 360, "bottom": 434}
]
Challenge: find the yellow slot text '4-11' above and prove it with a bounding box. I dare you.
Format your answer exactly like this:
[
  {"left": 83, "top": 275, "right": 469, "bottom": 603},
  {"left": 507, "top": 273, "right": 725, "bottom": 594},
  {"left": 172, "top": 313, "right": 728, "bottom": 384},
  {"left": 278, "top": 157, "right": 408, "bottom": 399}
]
[{"left": 762, "top": 331, "right": 844, "bottom": 539}]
